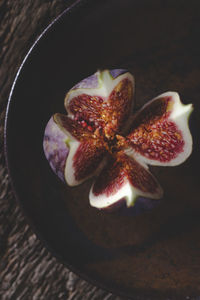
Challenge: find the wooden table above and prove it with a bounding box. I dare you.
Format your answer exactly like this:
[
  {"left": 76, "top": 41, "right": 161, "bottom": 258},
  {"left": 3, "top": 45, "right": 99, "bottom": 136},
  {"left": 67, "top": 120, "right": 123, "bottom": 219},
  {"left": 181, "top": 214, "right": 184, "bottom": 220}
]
[{"left": 0, "top": 1, "right": 120, "bottom": 299}]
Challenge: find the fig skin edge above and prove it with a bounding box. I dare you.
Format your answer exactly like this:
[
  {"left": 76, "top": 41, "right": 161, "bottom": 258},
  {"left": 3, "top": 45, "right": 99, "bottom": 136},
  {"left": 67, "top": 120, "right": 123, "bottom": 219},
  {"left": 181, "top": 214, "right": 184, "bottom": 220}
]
[{"left": 43, "top": 69, "right": 193, "bottom": 214}]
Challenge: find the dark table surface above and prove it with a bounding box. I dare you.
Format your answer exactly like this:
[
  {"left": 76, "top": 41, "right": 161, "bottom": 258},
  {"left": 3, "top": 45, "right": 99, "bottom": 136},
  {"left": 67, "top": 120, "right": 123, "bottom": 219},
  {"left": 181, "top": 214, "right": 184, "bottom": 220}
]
[{"left": 0, "top": 1, "right": 121, "bottom": 299}]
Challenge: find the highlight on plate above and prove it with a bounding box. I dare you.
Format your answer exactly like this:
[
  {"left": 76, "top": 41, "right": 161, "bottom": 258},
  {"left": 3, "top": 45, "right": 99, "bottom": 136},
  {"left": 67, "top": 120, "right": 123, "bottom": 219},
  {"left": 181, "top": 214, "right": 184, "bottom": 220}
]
[{"left": 43, "top": 69, "right": 193, "bottom": 211}]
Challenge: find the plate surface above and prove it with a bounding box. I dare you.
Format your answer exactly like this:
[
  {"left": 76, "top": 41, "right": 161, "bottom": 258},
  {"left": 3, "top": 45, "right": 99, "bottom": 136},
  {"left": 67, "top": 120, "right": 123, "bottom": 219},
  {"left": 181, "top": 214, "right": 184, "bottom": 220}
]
[{"left": 5, "top": 0, "right": 200, "bottom": 298}]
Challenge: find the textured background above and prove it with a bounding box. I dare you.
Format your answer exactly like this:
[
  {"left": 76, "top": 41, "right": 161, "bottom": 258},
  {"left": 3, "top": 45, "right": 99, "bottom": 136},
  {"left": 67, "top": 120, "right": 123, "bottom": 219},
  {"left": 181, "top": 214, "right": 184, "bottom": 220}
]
[{"left": 0, "top": 1, "right": 121, "bottom": 299}]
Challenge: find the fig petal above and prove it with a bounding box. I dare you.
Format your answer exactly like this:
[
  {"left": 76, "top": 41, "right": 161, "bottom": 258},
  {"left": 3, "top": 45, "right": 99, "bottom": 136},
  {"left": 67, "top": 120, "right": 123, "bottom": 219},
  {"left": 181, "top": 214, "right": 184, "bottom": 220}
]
[
  {"left": 89, "top": 153, "right": 163, "bottom": 210},
  {"left": 64, "top": 69, "right": 135, "bottom": 117},
  {"left": 127, "top": 92, "right": 193, "bottom": 166},
  {"left": 53, "top": 113, "right": 106, "bottom": 186}
]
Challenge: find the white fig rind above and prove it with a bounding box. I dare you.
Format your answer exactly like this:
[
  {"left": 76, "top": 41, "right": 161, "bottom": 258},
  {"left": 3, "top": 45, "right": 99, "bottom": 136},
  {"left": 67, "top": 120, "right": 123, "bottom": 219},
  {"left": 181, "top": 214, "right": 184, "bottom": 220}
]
[
  {"left": 167, "top": 92, "right": 193, "bottom": 166},
  {"left": 64, "top": 139, "right": 81, "bottom": 186}
]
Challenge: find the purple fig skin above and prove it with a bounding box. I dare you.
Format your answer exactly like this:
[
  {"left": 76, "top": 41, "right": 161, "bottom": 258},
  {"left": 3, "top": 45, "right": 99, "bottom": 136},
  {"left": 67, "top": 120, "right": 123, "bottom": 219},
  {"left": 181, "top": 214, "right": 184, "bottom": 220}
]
[
  {"left": 102, "top": 197, "right": 162, "bottom": 216},
  {"left": 71, "top": 69, "right": 128, "bottom": 90},
  {"left": 109, "top": 69, "right": 127, "bottom": 79},
  {"left": 119, "top": 197, "right": 162, "bottom": 216},
  {"left": 73, "top": 73, "right": 99, "bottom": 90},
  {"left": 43, "top": 116, "right": 69, "bottom": 181}
]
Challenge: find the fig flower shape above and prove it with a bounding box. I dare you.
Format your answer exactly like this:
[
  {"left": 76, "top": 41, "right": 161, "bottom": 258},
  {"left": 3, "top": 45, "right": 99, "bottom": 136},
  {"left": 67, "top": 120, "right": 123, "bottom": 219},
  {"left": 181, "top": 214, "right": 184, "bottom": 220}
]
[{"left": 43, "top": 69, "right": 193, "bottom": 209}]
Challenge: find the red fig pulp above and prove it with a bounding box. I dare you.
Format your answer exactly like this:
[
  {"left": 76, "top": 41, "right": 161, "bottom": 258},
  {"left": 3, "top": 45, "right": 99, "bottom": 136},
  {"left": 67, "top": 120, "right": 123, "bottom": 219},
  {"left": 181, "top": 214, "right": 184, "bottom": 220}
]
[{"left": 43, "top": 70, "right": 193, "bottom": 210}]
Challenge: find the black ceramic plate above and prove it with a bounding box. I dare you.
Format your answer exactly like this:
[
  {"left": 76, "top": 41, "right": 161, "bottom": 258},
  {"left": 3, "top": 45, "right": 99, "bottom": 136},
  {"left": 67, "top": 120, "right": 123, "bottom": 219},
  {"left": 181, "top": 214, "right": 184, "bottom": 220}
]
[{"left": 5, "top": 0, "right": 200, "bottom": 298}]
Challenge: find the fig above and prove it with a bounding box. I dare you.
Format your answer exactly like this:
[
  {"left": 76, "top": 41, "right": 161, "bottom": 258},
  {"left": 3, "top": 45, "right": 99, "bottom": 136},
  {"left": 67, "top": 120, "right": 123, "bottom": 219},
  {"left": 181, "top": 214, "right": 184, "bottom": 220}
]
[{"left": 43, "top": 69, "right": 193, "bottom": 210}]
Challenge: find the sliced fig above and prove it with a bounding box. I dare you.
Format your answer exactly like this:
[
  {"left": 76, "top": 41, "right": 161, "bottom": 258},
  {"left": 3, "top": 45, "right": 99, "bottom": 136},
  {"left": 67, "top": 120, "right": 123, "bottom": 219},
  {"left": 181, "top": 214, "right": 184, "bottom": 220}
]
[
  {"left": 90, "top": 152, "right": 163, "bottom": 209},
  {"left": 43, "top": 69, "right": 193, "bottom": 212},
  {"left": 127, "top": 92, "right": 193, "bottom": 166}
]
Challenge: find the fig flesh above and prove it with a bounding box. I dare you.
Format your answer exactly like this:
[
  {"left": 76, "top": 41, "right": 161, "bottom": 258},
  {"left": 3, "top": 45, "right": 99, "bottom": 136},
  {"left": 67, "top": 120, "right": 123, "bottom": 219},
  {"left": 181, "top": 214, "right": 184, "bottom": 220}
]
[{"left": 43, "top": 69, "right": 193, "bottom": 210}]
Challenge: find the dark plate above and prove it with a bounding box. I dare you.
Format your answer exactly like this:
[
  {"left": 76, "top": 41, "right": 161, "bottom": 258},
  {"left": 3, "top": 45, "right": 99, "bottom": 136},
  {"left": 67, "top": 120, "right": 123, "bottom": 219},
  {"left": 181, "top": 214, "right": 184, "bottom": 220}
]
[{"left": 4, "top": 0, "right": 200, "bottom": 298}]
